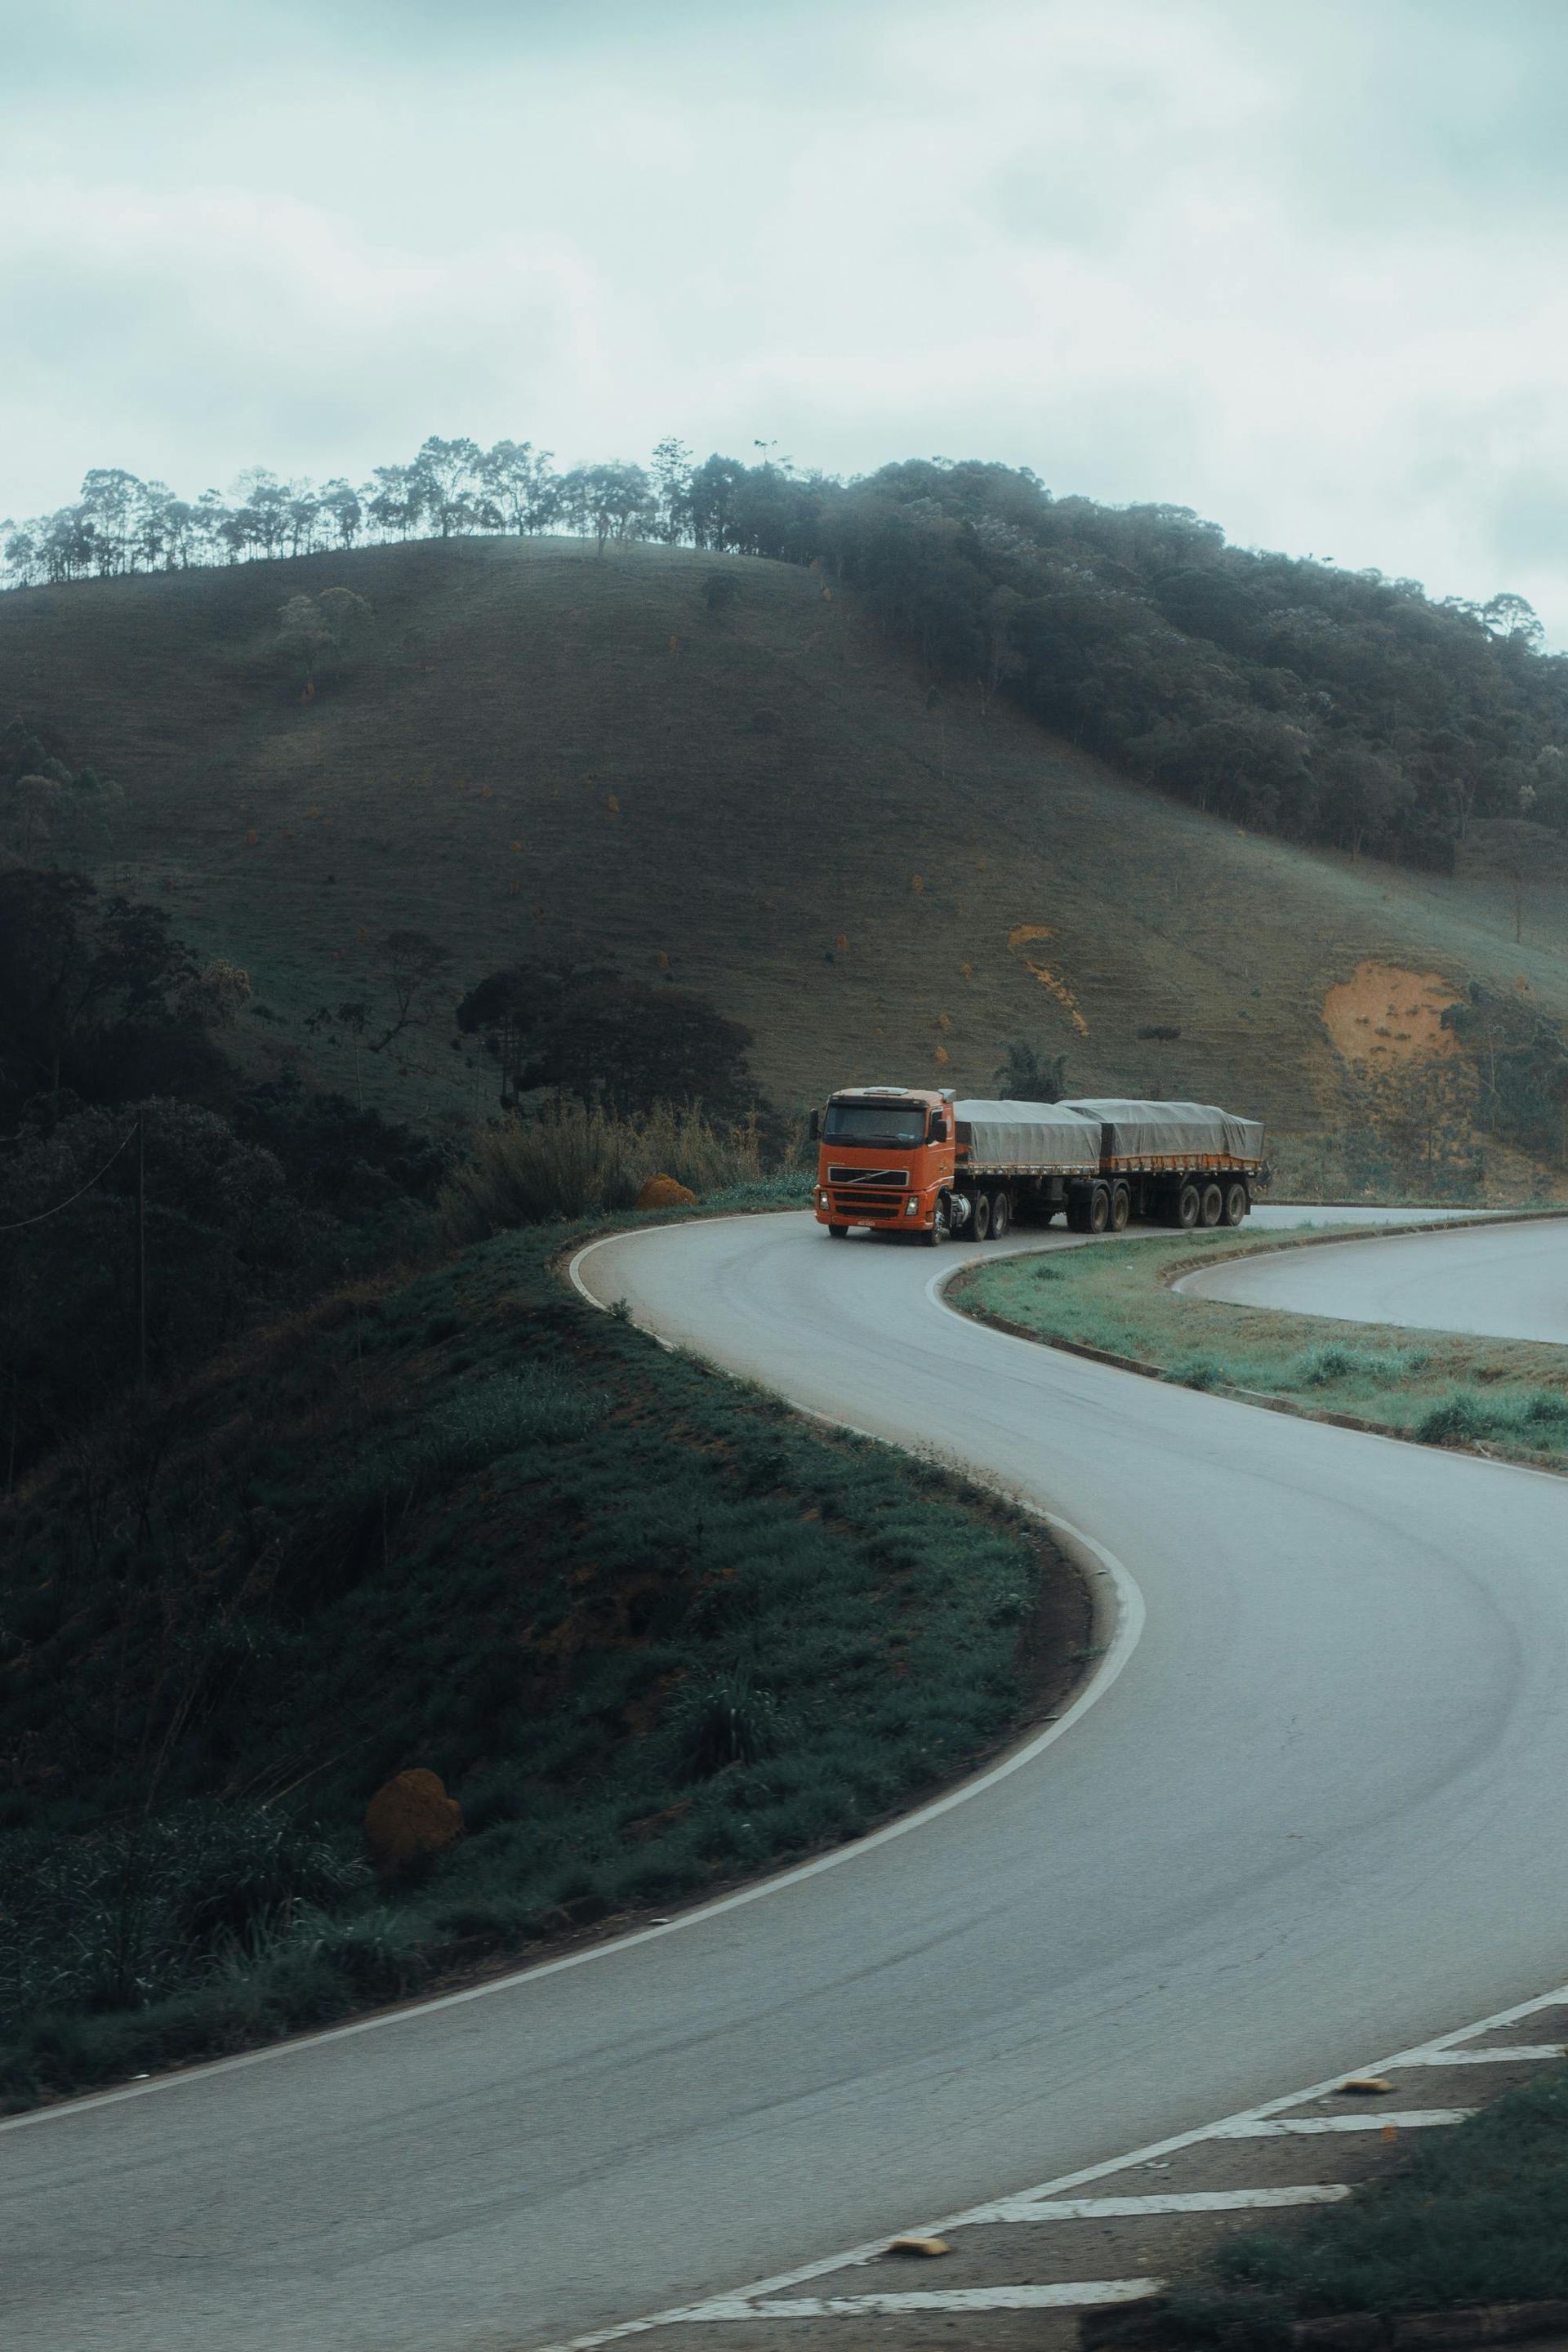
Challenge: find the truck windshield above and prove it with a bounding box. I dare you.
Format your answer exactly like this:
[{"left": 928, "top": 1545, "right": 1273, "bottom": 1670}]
[{"left": 823, "top": 1102, "right": 929, "bottom": 1145}]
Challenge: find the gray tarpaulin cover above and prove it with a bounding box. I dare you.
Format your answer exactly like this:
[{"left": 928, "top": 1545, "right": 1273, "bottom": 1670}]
[
  {"left": 954, "top": 1099, "right": 1102, "bottom": 1173},
  {"left": 1061, "top": 1098, "right": 1266, "bottom": 1161}
]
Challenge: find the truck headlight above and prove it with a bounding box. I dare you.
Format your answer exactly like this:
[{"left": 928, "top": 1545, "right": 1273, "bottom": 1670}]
[
  {"left": 819, "top": 1191, "right": 831, "bottom": 1210},
  {"left": 906, "top": 1196, "right": 919, "bottom": 1215}
]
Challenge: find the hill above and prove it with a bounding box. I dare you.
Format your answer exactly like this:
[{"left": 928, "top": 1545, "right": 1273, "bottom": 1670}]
[{"left": 5, "top": 533, "right": 1568, "bottom": 1157}]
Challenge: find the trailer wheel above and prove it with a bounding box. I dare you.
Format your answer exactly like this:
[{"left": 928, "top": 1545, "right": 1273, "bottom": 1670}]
[
  {"left": 1110, "top": 1182, "right": 1131, "bottom": 1232},
  {"left": 1223, "top": 1181, "right": 1250, "bottom": 1227},
  {"left": 972, "top": 1191, "right": 992, "bottom": 1242},
  {"left": 827, "top": 1223, "right": 849, "bottom": 1238},
  {"left": 989, "top": 1190, "right": 1011, "bottom": 1240},
  {"left": 1200, "top": 1182, "right": 1224, "bottom": 1227},
  {"left": 1176, "top": 1182, "right": 1201, "bottom": 1229},
  {"left": 1087, "top": 1183, "right": 1111, "bottom": 1234}
]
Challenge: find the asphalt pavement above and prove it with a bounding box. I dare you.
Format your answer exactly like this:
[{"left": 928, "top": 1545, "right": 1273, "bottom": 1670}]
[
  {"left": 7, "top": 1206, "right": 1568, "bottom": 2352},
  {"left": 1178, "top": 1210, "right": 1568, "bottom": 1341}
]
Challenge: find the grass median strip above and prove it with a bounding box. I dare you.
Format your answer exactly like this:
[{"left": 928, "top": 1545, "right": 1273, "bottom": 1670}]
[
  {"left": 951, "top": 1227, "right": 1568, "bottom": 1470},
  {"left": 0, "top": 1193, "right": 1087, "bottom": 2110}
]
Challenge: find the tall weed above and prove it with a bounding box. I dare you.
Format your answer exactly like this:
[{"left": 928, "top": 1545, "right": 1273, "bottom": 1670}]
[{"left": 435, "top": 1100, "right": 771, "bottom": 1238}]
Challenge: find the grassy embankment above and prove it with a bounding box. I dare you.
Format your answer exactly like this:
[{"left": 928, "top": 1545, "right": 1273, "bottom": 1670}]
[
  {"left": 0, "top": 1188, "right": 1087, "bottom": 2110},
  {"left": 951, "top": 1223, "right": 1568, "bottom": 1467},
  {"left": 1133, "top": 2067, "right": 1568, "bottom": 2344},
  {"left": 9, "top": 532, "right": 1568, "bottom": 1159}
]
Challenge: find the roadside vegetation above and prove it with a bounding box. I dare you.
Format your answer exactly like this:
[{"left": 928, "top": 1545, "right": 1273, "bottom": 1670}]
[
  {"left": 0, "top": 834, "right": 1093, "bottom": 2110},
  {"left": 952, "top": 1223, "right": 1568, "bottom": 1468},
  {"left": 1147, "top": 2067, "right": 1568, "bottom": 2344}
]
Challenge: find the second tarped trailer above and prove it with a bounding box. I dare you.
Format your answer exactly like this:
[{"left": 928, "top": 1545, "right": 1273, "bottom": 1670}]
[{"left": 1059, "top": 1098, "right": 1267, "bottom": 1171}]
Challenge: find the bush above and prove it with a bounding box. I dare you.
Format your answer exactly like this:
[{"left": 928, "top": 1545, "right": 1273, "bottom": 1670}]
[
  {"left": 1416, "top": 1391, "right": 1488, "bottom": 1445},
  {"left": 1296, "top": 1343, "right": 1430, "bottom": 1388},
  {"left": 666, "top": 1667, "right": 786, "bottom": 1776}
]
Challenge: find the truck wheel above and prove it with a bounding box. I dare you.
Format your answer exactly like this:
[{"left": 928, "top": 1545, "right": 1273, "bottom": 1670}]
[
  {"left": 827, "top": 1223, "right": 849, "bottom": 1238},
  {"left": 989, "top": 1191, "right": 1011, "bottom": 1240},
  {"left": 1110, "top": 1182, "right": 1131, "bottom": 1232},
  {"left": 1088, "top": 1183, "right": 1111, "bottom": 1234},
  {"left": 1200, "top": 1182, "right": 1224, "bottom": 1227},
  {"left": 1177, "top": 1182, "right": 1200, "bottom": 1229},
  {"left": 972, "top": 1191, "right": 992, "bottom": 1242},
  {"left": 1223, "top": 1181, "right": 1249, "bottom": 1227},
  {"left": 923, "top": 1196, "right": 951, "bottom": 1247}
]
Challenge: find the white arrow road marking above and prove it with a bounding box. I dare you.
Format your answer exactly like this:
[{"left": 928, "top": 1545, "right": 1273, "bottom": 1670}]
[
  {"left": 966, "top": 2185, "right": 1352, "bottom": 2223},
  {"left": 683, "top": 2281, "right": 1162, "bottom": 2319},
  {"left": 1216, "top": 2110, "right": 1472, "bottom": 2136},
  {"left": 1409, "top": 2045, "right": 1565, "bottom": 2064}
]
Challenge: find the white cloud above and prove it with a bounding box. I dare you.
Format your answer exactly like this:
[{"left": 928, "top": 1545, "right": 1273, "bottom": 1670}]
[{"left": 2, "top": 0, "right": 1566, "bottom": 635}]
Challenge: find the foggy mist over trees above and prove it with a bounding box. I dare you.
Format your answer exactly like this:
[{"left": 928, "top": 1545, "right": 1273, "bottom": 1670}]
[{"left": 5, "top": 436, "right": 1566, "bottom": 873}]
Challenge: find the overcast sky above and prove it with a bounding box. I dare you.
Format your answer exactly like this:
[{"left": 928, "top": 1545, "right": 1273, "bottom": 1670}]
[{"left": 5, "top": 0, "right": 1567, "bottom": 633}]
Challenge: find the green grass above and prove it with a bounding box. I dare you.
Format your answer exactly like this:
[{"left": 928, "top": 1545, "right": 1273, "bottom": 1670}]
[
  {"left": 1153, "top": 2068, "right": 1568, "bottom": 2344},
  {"left": 0, "top": 1205, "right": 1082, "bottom": 2109},
  {"left": 10, "top": 533, "right": 1568, "bottom": 1157},
  {"left": 953, "top": 1224, "right": 1568, "bottom": 1468}
]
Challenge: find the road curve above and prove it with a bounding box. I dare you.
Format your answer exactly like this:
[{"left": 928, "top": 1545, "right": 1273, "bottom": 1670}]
[
  {"left": 1178, "top": 1213, "right": 1568, "bottom": 1343},
  {"left": 8, "top": 1209, "right": 1568, "bottom": 2352}
]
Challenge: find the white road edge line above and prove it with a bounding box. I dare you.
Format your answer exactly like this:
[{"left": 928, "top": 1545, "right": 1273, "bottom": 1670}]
[
  {"left": 0, "top": 1217, "right": 1145, "bottom": 2141},
  {"left": 538, "top": 1980, "right": 1568, "bottom": 2350}
]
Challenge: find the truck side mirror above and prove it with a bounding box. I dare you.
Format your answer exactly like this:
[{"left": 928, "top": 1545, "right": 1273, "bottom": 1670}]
[
  {"left": 929, "top": 1116, "right": 948, "bottom": 1143},
  {"left": 808, "top": 1109, "right": 820, "bottom": 1141}
]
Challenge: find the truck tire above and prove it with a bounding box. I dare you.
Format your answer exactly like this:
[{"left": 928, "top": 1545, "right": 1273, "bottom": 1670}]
[
  {"left": 1087, "top": 1183, "right": 1111, "bottom": 1234},
  {"left": 1176, "top": 1182, "right": 1201, "bottom": 1229},
  {"left": 1200, "top": 1182, "right": 1224, "bottom": 1227},
  {"left": 1223, "top": 1181, "right": 1250, "bottom": 1227},
  {"left": 989, "top": 1190, "right": 1011, "bottom": 1240},
  {"left": 923, "top": 1195, "right": 951, "bottom": 1247},
  {"left": 1110, "top": 1182, "right": 1131, "bottom": 1232},
  {"left": 972, "top": 1191, "right": 992, "bottom": 1241},
  {"left": 827, "top": 1223, "right": 849, "bottom": 1238}
]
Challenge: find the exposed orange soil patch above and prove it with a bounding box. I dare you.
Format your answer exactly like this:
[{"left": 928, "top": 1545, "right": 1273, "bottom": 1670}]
[{"left": 1323, "top": 960, "right": 1461, "bottom": 1064}]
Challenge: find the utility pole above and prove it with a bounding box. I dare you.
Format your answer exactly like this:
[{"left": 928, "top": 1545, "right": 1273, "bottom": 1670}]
[{"left": 135, "top": 1113, "right": 147, "bottom": 1386}]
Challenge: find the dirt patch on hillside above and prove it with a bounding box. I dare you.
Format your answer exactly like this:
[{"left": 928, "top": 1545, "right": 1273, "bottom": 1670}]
[{"left": 1323, "top": 960, "right": 1461, "bottom": 1065}]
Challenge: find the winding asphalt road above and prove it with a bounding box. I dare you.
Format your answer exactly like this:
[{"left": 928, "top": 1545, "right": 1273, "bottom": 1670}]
[{"left": 7, "top": 1208, "right": 1568, "bottom": 2352}]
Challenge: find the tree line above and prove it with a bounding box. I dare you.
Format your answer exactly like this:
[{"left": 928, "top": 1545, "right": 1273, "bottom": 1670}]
[{"left": 6, "top": 440, "right": 1568, "bottom": 867}]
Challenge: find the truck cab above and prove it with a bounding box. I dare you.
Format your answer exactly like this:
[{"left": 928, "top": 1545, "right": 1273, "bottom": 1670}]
[{"left": 811, "top": 1086, "right": 956, "bottom": 1241}]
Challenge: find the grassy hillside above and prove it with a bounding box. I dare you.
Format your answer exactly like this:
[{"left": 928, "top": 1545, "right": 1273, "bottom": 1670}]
[{"left": 5, "top": 533, "right": 1568, "bottom": 1147}]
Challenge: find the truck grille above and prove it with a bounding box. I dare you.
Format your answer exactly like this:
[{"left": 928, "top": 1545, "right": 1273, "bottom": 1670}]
[
  {"left": 830, "top": 1188, "right": 905, "bottom": 1218},
  {"left": 826, "top": 1166, "right": 909, "bottom": 1186}
]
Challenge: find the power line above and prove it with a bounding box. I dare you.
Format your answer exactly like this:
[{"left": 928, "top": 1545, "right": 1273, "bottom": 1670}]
[{"left": 0, "top": 1120, "right": 138, "bottom": 1232}]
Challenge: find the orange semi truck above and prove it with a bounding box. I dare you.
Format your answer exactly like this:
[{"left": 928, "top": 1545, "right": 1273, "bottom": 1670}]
[{"left": 810, "top": 1088, "right": 1266, "bottom": 1243}]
